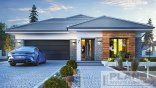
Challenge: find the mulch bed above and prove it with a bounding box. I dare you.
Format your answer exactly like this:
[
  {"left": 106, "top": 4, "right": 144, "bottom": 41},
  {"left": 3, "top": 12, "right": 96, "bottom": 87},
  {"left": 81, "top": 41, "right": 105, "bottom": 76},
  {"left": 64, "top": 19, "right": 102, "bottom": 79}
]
[{"left": 111, "top": 66, "right": 156, "bottom": 87}]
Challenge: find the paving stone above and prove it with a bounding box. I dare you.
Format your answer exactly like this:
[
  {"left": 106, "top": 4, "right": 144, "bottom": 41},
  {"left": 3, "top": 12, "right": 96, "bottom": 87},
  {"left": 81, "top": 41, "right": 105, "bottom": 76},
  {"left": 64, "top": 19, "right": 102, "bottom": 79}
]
[
  {"left": 79, "top": 66, "right": 155, "bottom": 88},
  {"left": 0, "top": 60, "right": 65, "bottom": 88}
]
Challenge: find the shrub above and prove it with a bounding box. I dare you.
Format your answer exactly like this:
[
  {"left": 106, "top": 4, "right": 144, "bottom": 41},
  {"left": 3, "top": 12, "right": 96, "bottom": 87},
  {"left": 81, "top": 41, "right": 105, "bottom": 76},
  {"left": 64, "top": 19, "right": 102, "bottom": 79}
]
[
  {"left": 125, "top": 52, "right": 131, "bottom": 58},
  {"left": 131, "top": 59, "right": 139, "bottom": 71},
  {"left": 150, "top": 58, "right": 156, "bottom": 62},
  {"left": 122, "top": 58, "right": 126, "bottom": 62},
  {"left": 60, "top": 66, "right": 73, "bottom": 77},
  {"left": 140, "top": 58, "right": 148, "bottom": 62},
  {"left": 108, "top": 58, "right": 115, "bottom": 62},
  {"left": 117, "top": 51, "right": 126, "bottom": 60},
  {"left": 44, "top": 76, "right": 69, "bottom": 88},
  {"left": 66, "top": 60, "right": 77, "bottom": 69},
  {"left": 127, "top": 58, "right": 133, "bottom": 62},
  {"left": 102, "top": 58, "right": 108, "bottom": 61},
  {"left": 116, "top": 51, "right": 126, "bottom": 69}
]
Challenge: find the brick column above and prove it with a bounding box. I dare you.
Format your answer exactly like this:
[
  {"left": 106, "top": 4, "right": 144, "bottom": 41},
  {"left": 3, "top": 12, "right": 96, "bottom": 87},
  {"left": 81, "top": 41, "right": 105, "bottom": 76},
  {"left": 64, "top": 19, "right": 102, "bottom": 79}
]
[
  {"left": 103, "top": 37, "right": 110, "bottom": 58},
  {"left": 128, "top": 37, "right": 135, "bottom": 57}
]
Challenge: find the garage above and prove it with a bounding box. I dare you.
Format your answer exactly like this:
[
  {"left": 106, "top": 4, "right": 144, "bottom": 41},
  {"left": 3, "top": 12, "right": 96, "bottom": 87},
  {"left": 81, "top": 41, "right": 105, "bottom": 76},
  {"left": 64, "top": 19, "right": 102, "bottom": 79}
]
[{"left": 24, "top": 40, "right": 70, "bottom": 60}]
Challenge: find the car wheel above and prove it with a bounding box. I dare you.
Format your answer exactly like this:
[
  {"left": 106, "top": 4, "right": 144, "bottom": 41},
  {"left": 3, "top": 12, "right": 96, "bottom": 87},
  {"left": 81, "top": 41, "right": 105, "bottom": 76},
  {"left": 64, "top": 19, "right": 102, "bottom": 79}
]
[
  {"left": 43, "top": 59, "right": 46, "bottom": 64},
  {"left": 34, "top": 61, "right": 39, "bottom": 66},
  {"left": 9, "top": 62, "right": 16, "bottom": 66},
  {"left": 34, "top": 56, "right": 39, "bottom": 66}
]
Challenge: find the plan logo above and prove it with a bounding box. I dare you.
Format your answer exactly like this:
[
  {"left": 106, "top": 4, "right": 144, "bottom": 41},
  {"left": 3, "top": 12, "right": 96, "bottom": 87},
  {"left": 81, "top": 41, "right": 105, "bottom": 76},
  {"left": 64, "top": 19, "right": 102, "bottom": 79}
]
[{"left": 101, "top": 71, "right": 153, "bottom": 87}]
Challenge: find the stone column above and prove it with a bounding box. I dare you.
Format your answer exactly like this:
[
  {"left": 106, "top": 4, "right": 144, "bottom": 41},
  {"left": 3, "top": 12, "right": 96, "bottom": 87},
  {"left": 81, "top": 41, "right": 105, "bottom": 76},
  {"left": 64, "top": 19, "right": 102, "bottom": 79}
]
[
  {"left": 70, "top": 39, "right": 77, "bottom": 60},
  {"left": 76, "top": 38, "right": 81, "bottom": 61},
  {"left": 135, "top": 37, "right": 142, "bottom": 58},
  {"left": 94, "top": 38, "right": 103, "bottom": 60}
]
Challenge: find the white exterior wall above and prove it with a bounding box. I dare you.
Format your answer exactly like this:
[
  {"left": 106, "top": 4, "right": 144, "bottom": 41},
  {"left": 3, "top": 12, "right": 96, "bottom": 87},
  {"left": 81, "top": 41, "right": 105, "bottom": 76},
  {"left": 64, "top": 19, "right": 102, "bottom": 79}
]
[
  {"left": 14, "top": 32, "right": 77, "bottom": 40},
  {"left": 13, "top": 32, "right": 77, "bottom": 47},
  {"left": 76, "top": 31, "right": 102, "bottom": 61}
]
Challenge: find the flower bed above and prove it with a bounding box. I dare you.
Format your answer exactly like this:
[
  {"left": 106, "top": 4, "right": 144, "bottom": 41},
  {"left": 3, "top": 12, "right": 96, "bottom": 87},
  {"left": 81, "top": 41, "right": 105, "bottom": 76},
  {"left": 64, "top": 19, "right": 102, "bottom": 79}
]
[{"left": 43, "top": 60, "right": 80, "bottom": 88}]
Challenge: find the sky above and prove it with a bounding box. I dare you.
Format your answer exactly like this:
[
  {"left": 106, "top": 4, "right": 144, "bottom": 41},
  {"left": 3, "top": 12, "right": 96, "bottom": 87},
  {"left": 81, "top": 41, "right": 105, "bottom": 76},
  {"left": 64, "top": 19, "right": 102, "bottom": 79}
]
[{"left": 0, "top": 0, "right": 156, "bottom": 37}]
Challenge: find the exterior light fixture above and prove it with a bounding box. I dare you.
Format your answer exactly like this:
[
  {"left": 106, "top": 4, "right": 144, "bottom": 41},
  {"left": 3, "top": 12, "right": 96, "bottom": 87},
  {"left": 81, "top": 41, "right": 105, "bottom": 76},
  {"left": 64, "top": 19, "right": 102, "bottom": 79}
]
[
  {"left": 72, "top": 40, "right": 76, "bottom": 45},
  {"left": 16, "top": 40, "right": 22, "bottom": 47},
  {"left": 97, "top": 37, "right": 102, "bottom": 44}
]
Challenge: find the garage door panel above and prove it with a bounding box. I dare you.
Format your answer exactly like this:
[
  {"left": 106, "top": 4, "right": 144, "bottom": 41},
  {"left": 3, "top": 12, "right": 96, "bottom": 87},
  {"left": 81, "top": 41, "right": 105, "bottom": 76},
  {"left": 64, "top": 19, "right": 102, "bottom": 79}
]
[
  {"left": 26, "top": 41, "right": 69, "bottom": 46},
  {"left": 24, "top": 40, "right": 70, "bottom": 60},
  {"left": 36, "top": 46, "right": 69, "bottom": 50}
]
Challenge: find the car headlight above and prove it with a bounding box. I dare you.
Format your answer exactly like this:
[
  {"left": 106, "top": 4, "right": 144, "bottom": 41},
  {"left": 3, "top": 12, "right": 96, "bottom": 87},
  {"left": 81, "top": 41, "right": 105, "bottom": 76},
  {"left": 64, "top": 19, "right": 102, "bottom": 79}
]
[
  {"left": 8, "top": 54, "right": 14, "bottom": 60},
  {"left": 8, "top": 52, "right": 12, "bottom": 57},
  {"left": 30, "top": 57, "right": 34, "bottom": 61}
]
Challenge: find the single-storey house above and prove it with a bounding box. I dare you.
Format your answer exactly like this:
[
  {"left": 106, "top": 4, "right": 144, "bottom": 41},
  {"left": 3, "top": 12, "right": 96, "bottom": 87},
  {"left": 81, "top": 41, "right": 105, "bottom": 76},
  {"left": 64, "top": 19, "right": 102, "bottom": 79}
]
[{"left": 6, "top": 14, "right": 154, "bottom": 61}]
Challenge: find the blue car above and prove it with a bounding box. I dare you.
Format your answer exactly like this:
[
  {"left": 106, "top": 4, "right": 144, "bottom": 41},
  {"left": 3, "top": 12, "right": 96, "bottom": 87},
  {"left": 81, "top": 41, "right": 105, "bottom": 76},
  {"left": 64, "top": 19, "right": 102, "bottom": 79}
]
[{"left": 8, "top": 46, "right": 46, "bottom": 66}]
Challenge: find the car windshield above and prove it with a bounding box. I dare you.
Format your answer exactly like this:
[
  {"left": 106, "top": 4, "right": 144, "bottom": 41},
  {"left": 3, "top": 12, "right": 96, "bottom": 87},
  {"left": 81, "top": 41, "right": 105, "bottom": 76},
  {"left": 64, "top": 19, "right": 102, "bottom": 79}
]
[{"left": 13, "top": 47, "right": 35, "bottom": 53}]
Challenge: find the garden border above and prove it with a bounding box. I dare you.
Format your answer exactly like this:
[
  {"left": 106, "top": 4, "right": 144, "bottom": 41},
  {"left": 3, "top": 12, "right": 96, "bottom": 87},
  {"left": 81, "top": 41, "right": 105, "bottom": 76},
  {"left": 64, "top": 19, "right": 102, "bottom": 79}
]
[{"left": 33, "top": 67, "right": 62, "bottom": 88}]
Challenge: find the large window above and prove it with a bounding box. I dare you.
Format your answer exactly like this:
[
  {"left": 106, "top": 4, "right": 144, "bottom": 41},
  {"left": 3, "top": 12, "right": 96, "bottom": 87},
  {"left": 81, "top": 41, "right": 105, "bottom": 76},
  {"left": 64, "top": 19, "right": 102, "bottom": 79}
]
[{"left": 109, "top": 38, "right": 127, "bottom": 57}]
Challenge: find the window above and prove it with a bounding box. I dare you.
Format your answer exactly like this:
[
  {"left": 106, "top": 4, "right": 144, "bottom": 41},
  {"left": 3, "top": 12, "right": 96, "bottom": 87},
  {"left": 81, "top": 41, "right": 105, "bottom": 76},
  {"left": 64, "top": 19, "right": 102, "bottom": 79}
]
[{"left": 109, "top": 38, "right": 127, "bottom": 57}]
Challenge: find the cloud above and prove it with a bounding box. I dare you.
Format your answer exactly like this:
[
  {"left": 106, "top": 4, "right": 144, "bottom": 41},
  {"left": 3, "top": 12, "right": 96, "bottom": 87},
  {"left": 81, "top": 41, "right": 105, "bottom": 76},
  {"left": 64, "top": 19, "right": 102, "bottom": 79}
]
[
  {"left": 100, "top": 0, "right": 150, "bottom": 8},
  {"left": 11, "top": 3, "right": 73, "bottom": 13},
  {"left": 17, "top": 8, "right": 31, "bottom": 11},
  {"left": 37, "top": 3, "right": 73, "bottom": 14},
  {"left": 10, "top": 7, "right": 30, "bottom": 12},
  {"left": 45, "top": 0, "right": 54, "bottom": 2},
  {"left": 8, "top": 18, "right": 29, "bottom": 24}
]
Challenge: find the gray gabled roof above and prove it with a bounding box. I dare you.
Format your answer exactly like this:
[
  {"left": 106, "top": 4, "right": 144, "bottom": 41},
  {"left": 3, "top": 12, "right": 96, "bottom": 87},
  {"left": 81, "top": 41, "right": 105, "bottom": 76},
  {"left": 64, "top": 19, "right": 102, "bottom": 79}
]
[
  {"left": 6, "top": 14, "right": 154, "bottom": 33},
  {"left": 68, "top": 16, "right": 154, "bottom": 29},
  {"left": 6, "top": 14, "right": 93, "bottom": 32}
]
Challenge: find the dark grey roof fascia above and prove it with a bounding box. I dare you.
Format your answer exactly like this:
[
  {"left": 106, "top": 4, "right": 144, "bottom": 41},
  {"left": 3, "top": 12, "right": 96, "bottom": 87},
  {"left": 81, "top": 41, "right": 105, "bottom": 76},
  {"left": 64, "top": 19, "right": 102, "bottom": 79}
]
[
  {"left": 68, "top": 27, "right": 154, "bottom": 29},
  {"left": 6, "top": 30, "right": 68, "bottom": 32}
]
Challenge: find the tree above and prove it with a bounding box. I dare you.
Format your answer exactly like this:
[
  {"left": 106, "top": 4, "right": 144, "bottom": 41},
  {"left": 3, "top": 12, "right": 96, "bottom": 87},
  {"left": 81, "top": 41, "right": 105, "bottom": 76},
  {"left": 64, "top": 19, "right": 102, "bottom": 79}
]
[
  {"left": 4, "top": 34, "right": 13, "bottom": 52},
  {"left": 0, "top": 23, "right": 6, "bottom": 50},
  {"left": 147, "top": 18, "right": 152, "bottom": 26},
  {"left": 141, "top": 18, "right": 154, "bottom": 78},
  {"left": 142, "top": 19, "right": 154, "bottom": 60},
  {"left": 29, "top": 5, "right": 38, "bottom": 23}
]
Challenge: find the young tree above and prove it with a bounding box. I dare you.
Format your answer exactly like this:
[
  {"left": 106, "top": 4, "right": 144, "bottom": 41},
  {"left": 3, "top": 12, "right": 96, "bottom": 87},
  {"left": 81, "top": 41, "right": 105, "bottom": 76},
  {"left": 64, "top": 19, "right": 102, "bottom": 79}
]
[
  {"left": 0, "top": 23, "right": 6, "bottom": 51},
  {"left": 141, "top": 18, "right": 154, "bottom": 78},
  {"left": 4, "top": 34, "right": 13, "bottom": 52},
  {"left": 147, "top": 18, "right": 152, "bottom": 26},
  {"left": 29, "top": 4, "right": 38, "bottom": 23},
  {"left": 142, "top": 18, "right": 154, "bottom": 60}
]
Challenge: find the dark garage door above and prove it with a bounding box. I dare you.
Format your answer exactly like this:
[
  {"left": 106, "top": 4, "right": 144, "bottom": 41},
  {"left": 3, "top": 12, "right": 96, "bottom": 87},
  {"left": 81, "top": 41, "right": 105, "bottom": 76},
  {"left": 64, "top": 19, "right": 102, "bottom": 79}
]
[{"left": 24, "top": 40, "right": 70, "bottom": 60}]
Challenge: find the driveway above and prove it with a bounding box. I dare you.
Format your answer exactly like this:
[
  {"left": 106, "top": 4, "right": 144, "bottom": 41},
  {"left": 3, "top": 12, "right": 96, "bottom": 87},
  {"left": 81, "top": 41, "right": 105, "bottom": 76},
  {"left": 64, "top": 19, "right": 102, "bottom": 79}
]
[{"left": 0, "top": 60, "right": 66, "bottom": 88}]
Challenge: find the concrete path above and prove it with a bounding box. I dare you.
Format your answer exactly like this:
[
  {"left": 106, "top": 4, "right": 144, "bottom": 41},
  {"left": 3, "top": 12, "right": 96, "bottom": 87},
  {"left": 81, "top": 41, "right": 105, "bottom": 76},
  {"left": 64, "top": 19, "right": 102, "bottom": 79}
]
[
  {"left": 0, "top": 60, "right": 66, "bottom": 88},
  {"left": 79, "top": 66, "right": 155, "bottom": 88}
]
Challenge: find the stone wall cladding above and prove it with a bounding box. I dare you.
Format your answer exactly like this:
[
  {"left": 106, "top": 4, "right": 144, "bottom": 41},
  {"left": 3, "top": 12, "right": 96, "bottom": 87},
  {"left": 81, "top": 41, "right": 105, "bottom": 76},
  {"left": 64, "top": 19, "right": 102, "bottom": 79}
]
[
  {"left": 70, "top": 40, "right": 77, "bottom": 60},
  {"left": 102, "top": 31, "right": 136, "bottom": 59},
  {"left": 135, "top": 37, "right": 142, "bottom": 58},
  {"left": 94, "top": 38, "right": 103, "bottom": 60}
]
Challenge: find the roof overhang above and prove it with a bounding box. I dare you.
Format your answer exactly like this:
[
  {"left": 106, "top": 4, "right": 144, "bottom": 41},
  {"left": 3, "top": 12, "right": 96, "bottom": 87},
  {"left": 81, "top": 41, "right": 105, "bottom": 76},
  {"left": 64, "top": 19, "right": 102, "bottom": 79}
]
[
  {"left": 5, "top": 30, "right": 69, "bottom": 34},
  {"left": 68, "top": 28, "right": 153, "bottom": 32}
]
